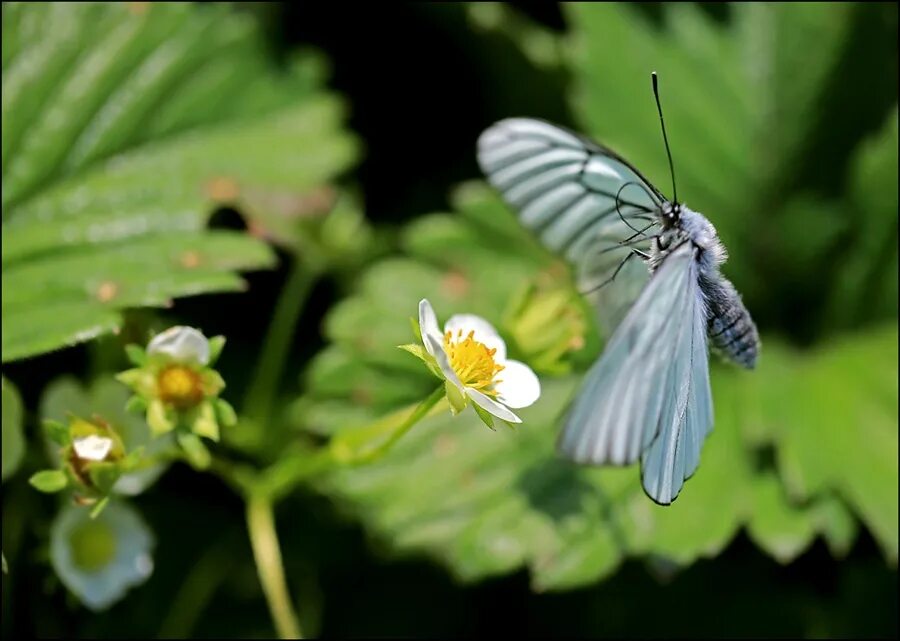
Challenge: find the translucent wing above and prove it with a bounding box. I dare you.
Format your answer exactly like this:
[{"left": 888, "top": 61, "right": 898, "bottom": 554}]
[
  {"left": 640, "top": 258, "right": 714, "bottom": 505},
  {"left": 477, "top": 118, "right": 666, "bottom": 333},
  {"left": 557, "top": 243, "right": 714, "bottom": 504}
]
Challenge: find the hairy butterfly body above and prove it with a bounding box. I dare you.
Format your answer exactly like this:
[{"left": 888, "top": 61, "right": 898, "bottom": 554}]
[{"left": 476, "top": 74, "right": 758, "bottom": 504}]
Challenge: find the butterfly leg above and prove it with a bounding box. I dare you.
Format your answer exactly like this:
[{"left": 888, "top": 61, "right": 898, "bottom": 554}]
[{"left": 584, "top": 248, "right": 648, "bottom": 294}]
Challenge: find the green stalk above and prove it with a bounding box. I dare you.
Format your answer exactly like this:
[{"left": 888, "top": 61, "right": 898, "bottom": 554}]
[
  {"left": 247, "top": 494, "right": 303, "bottom": 639},
  {"left": 332, "top": 386, "right": 446, "bottom": 465}
]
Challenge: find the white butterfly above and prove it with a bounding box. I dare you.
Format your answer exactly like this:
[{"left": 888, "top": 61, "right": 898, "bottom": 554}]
[{"left": 476, "top": 75, "right": 759, "bottom": 504}]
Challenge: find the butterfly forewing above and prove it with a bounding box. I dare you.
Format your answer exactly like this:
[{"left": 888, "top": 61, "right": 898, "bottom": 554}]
[
  {"left": 558, "top": 244, "right": 702, "bottom": 466},
  {"left": 477, "top": 119, "right": 665, "bottom": 329},
  {"left": 639, "top": 258, "right": 713, "bottom": 504}
]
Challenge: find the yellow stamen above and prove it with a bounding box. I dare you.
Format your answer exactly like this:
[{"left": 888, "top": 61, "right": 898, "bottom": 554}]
[
  {"left": 157, "top": 365, "right": 203, "bottom": 409},
  {"left": 443, "top": 329, "right": 504, "bottom": 396}
]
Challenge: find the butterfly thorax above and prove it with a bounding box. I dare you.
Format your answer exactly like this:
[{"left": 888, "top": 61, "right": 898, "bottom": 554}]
[
  {"left": 650, "top": 203, "right": 758, "bottom": 369},
  {"left": 650, "top": 204, "right": 725, "bottom": 275}
]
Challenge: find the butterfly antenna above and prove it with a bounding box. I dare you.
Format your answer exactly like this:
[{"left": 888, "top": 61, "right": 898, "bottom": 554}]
[{"left": 651, "top": 71, "right": 678, "bottom": 204}]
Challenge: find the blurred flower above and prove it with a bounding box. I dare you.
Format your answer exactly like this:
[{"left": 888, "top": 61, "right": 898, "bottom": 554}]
[
  {"left": 403, "top": 299, "right": 541, "bottom": 428},
  {"left": 502, "top": 274, "right": 592, "bottom": 375},
  {"left": 29, "top": 415, "right": 139, "bottom": 516},
  {"left": 116, "top": 327, "right": 236, "bottom": 467},
  {"left": 51, "top": 501, "right": 154, "bottom": 611},
  {"left": 40, "top": 377, "right": 176, "bottom": 498}
]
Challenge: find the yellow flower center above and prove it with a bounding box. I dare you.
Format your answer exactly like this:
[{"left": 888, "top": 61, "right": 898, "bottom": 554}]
[
  {"left": 157, "top": 365, "right": 203, "bottom": 409},
  {"left": 443, "top": 329, "right": 504, "bottom": 395}
]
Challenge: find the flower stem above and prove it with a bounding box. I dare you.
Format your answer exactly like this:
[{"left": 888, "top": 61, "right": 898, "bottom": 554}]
[
  {"left": 332, "top": 386, "right": 446, "bottom": 465},
  {"left": 243, "top": 255, "right": 322, "bottom": 437},
  {"left": 247, "top": 493, "right": 303, "bottom": 639}
]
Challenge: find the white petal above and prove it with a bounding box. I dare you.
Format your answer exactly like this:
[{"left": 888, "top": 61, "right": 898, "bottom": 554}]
[
  {"left": 418, "top": 299, "right": 442, "bottom": 355},
  {"left": 494, "top": 360, "right": 541, "bottom": 409},
  {"left": 425, "top": 333, "right": 465, "bottom": 392},
  {"left": 467, "top": 389, "right": 522, "bottom": 423},
  {"left": 73, "top": 435, "right": 113, "bottom": 461},
  {"left": 147, "top": 326, "right": 210, "bottom": 365},
  {"left": 443, "top": 314, "right": 506, "bottom": 361}
]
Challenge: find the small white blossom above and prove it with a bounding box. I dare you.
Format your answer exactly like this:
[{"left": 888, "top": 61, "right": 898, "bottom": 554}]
[
  {"left": 72, "top": 435, "right": 114, "bottom": 461},
  {"left": 418, "top": 299, "right": 541, "bottom": 423},
  {"left": 147, "top": 326, "right": 210, "bottom": 365}
]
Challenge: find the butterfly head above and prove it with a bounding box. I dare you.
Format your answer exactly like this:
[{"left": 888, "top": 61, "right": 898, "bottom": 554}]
[{"left": 661, "top": 202, "right": 682, "bottom": 229}]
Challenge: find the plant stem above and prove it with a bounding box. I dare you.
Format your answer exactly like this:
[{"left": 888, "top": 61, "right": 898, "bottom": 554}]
[
  {"left": 243, "top": 254, "right": 322, "bottom": 435},
  {"left": 334, "top": 386, "right": 446, "bottom": 465},
  {"left": 247, "top": 493, "right": 303, "bottom": 639}
]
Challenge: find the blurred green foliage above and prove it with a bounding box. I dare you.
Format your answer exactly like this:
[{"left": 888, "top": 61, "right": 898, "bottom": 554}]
[
  {"left": 1, "top": 2, "right": 896, "bottom": 638},
  {"left": 1, "top": 2, "right": 357, "bottom": 362}
]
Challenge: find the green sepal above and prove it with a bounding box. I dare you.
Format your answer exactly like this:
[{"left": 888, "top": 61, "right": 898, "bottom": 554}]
[
  {"left": 472, "top": 402, "right": 496, "bottom": 431},
  {"left": 124, "top": 344, "right": 147, "bottom": 367},
  {"left": 192, "top": 401, "right": 220, "bottom": 441},
  {"left": 122, "top": 447, "right": 145, "bottom": 471},
  {"left": 43, "top": 419, "right": 71, "bottom": 446},
  {"left": 214, "top": 398, "right": 238, "bottom": 427},
  {"left": 124, "top": 395, "right": 147, "bottom": 414},
  {"left": 207, "top": 336, "right": 226, "bottom": 366},
  {"left": 177, "top": 432, "right": 211, "bottom": 470},
  {"left": 115, "top": 368, "right": 144, "bottom": 387},
  {"left": 445, "top": 380, "right": 467, "bottom": 415},
  {"left": 398, "top": 344, "right": 442, "bottom": 379},
  {"left": 200, "top": 369, "right": 226, "bottom": 396},
  {"left": 29, "top": 470, "right": 68, "bottom": 493},
  {"left": 88, "top": 462, "right": 121, "bottom": 494},
  {"left": 409, "top": 316, "right": 422, "bottom": 342},
  {"left": 147, "top": 399, "right": 174, "bottom": 435}
]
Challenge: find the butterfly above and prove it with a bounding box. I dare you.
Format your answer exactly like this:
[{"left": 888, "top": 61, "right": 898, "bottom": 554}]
[{"left": 476, "top": 73, "right": 759, "bottom": 505}]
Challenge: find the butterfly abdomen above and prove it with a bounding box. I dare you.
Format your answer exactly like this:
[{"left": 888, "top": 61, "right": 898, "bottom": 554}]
[{"left": 700, "top": 274, "right": 759, "bottom": 369}]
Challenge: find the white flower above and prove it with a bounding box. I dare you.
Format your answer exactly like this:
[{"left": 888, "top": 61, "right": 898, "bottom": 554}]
[
  {"left": 418, "top": 299, "right": 541, "bottom": 424},
  {"left": 147, "top": 326, "right": 210, "bottom": 365},
  {"left": 72, "top": 435, "right": 114, "bottom": 461}
]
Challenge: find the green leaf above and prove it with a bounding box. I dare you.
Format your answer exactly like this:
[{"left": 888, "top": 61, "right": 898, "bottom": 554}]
[
  {"left": 1, "top": 377, "right": 25, "bottom": 481},
  {"left": 297, "top": 172, "right": 898, "bottom": 590},
  {"left": 1, "top": 2, "right": 358, "bottom": 362},
  {"left": 828, "top": 107, "right": 899, "bottom": 328},
  {"left": 29, "top": 470, "right": 68, "bottom": 493},
  {"left": 768, "top": 328, "right": 899, "bottom": 563},
  {"left": 746, "top": 472, "right": 818, "bottom": 564},
  {"left": 562, "top": 3, "right": 856, "bottom": 314}
]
